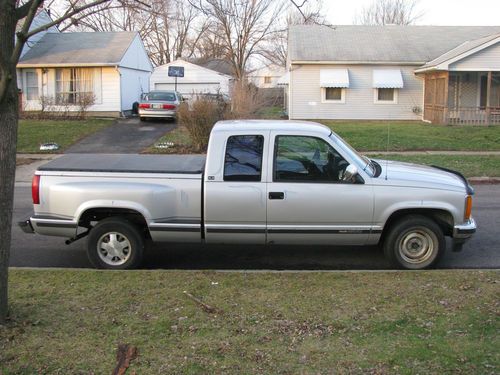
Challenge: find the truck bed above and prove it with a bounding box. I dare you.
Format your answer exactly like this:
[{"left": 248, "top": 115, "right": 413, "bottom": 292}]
[{"left": 38, "top": 154, "right": 206, "bottom": 174}]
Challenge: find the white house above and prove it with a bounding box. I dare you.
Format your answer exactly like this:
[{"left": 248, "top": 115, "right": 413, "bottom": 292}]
[
  {"left": 17, "top": 31, "right": 152, "bottom": 117},
  {"left": 287, "top": 25, "right": 500, "bottom": 124},
  {"left": 150, "top": 59, "right": 233, "bottom": 98},
  {"left": 249, "top": 64, "right": 286, "bottom": 88}
]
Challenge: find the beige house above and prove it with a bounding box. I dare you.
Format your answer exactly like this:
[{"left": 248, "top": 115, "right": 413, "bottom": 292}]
[
  {"left": 249, "top": 64, "right": 286, "bottom": 88},
  {"left": 287, "top": 25, "right": 500, "bottom": 124}
]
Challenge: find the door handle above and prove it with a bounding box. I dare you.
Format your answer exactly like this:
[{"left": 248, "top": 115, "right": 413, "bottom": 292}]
[{"left": 269, "top": 192, "right": 285, "bottom": 200}]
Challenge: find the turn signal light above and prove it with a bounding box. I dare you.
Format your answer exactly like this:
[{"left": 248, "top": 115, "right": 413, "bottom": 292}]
[
  {"left": 464, "top": 195, "right": 472, "bottom": 221},
  {"left": 32, "top": 174, "right": 40, "bottom": 205}
]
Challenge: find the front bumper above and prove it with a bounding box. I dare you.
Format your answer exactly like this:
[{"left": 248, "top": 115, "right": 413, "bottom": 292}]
[{"left": 452, "top": 217, "right": 476, "bottom": 252}]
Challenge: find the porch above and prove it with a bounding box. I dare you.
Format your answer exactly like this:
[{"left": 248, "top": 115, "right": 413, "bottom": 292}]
[{"left": 422, "top": 71, "right": 500, "bottom": 125}]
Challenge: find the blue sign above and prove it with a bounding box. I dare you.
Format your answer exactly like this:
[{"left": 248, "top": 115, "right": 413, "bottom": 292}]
[{"left": 168, "top": 66, "right": 184, "bottom": 77}]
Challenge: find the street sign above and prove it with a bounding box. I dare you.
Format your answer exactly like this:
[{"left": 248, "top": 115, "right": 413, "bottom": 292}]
[{"left": 168, "top": 66, "right": 184, "bottom": 77}]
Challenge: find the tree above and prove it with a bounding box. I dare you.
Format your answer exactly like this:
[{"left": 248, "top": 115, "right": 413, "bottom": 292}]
[
  {"left": 191, "top": 0, "right": 285, "bottom": 80},
  {"left": 261, "top": 0, "right": 327, "bottom": 67},
  {"left": 0, "top": 0, "right": 120, "bottom": 324},
  {"left": 354, "top": 0, "right": 423, "bottom": 26}
]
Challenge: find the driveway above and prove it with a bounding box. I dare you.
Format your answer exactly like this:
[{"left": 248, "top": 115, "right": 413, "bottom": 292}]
[{"left": 64, "top": 117, "right": 174, "bottom": 154}]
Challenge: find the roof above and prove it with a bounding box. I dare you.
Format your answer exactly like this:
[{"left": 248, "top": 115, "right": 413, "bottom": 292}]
[
  {"left": 18, "top": 32, "right": 138, "bottom": 66},
  {"left": 288, "top": 25, "right": 500, "bottom": 64},
  {"left": 213, "top": 120, "right": 331, "bottom": 135},
  {"left": 417, "top": 33, "right": 500, "bottom": 71},
  {"left": 192, "top": 58, "right": 234, "bottom": 76}
]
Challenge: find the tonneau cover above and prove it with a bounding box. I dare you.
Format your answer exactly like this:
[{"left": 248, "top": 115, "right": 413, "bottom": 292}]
[{"left": 38, "top": 154, "right": 206, "bottom": 174}]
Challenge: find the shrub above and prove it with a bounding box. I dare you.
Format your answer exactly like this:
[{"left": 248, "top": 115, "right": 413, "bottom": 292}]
[{"left": 177, "top": 98, "right": 222, "bottom": 151}]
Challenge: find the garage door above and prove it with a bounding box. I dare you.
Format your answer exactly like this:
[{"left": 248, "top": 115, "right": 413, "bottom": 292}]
[{"left": 154, "top": 83, "right": 222, "bottom": 96}]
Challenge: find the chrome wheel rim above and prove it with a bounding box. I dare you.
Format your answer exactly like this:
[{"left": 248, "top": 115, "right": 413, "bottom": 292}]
[
  {"left": 398, "top": 228, "right": 436, "bottom": 265},
  {"left": 97, "top": 232, "right": 132, "bottom": 266}
]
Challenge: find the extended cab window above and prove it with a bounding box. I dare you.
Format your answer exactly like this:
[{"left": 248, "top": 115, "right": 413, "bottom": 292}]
[
  {"left": 224, "top": 135, "right": 264, "bottom": 181},
  {"left": 274, "top": 136, "right": 349, "bottom": 182}
]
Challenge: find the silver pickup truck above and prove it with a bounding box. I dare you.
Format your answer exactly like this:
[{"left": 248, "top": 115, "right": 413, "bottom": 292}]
[{"left": 20, "top": 120, "right": 476, "bottom": 270}]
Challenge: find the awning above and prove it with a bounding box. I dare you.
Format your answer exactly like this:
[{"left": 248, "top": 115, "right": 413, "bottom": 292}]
[
  {"left": 320, "top": 69, "right": 350, "bottom": 88},
  {"left": 277, "top": 72, "right": 289, "bottom": 86},
  {"left": 373, "top": 69, "right": 404, "bottom": 88}
]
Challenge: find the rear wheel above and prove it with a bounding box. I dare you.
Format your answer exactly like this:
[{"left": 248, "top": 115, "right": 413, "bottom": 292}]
[
  {"left": 87, "top": 217, "right": 144, "bottom": 269},
  {"left": 383, "top": 215, "right": 445, "bottom": 269}
]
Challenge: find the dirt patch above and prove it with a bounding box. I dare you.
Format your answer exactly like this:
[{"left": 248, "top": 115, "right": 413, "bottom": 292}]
[{"left": 16, "top": 158, "right": 41, "bottom": 166}]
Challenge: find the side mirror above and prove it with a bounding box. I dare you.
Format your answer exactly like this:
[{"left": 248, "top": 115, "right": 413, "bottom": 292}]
[{"left": 343, "top": 164, "right": 358, "bottom": 182}]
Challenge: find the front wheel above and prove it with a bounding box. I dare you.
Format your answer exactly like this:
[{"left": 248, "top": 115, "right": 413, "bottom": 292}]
[
  {"left": 87, "top": 217, "right": 144, "bottom": 269},
  {"left": 383, "top": 215, "right": 445, "bottom": 270}
]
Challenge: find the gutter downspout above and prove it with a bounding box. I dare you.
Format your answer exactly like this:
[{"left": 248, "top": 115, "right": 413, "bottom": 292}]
[{"left": 115, "top": 65, "right": 125, "bottom": 118}]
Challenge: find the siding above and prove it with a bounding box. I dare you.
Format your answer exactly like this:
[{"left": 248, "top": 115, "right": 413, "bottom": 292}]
[
  {"left": 150, "top": 60, "right": 231, "bottom": 97},
  {"left": 20, "top": 66, "right": 121, "bottom": 113},
  {"left": 119, "top": 67, "right": 150, "bottom": 110},
  {"left": 450, "top": 42, "right": 500, "bottom": 71},
  {"left": 119, "top": 34, "right": 153, "bottom": 72},
  {"left": 289, "top": 64, "right": 423, "bottom": 120}
]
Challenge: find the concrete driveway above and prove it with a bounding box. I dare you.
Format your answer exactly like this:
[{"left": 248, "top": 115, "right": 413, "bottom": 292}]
[{"left": 64, "top": 117, "right": 174, "bottom": 154}]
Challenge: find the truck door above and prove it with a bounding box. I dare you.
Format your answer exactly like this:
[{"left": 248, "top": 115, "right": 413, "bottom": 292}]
[
  {"left": 204, "top": 132, "right": 269, "bottom": 244},
  {"left": 266, "top": 132, "right": 374, "bottom": 245}
]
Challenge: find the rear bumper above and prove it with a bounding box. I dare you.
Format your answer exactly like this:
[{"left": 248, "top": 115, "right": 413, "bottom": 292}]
[
  {"left": 138, "top": 109, "right": 176, "bottom": 118},
  {"left": 18, "top": 218, "right": 34, "bottom": 234}
]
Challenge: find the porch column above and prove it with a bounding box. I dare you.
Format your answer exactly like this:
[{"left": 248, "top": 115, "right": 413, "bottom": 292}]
[{"left": 486, "top": 71, "right": 492, "bottom": 125}]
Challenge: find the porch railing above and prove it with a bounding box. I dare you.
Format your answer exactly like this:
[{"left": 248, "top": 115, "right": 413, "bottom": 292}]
[{"left": 447, "top": 107, "right": 500, "bottom": 126}]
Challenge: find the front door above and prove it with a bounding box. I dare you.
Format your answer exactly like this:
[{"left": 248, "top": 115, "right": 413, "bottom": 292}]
[{"left": 266, "top": 133, "right": 374, "bottom": 245}]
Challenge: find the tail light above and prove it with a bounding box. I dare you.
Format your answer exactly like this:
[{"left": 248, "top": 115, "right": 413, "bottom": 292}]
[
  {"left": 464, "top": 195, "right": 472, "bottom": 221},
  {"left": 139, "top": 103, "right": 151, "bottom": 109},
  {"left": 32, "top": 174, "right": 40, "bottom": 204},
  {"left": 162, "top": 104, "right": 176, "bottom": 110}
]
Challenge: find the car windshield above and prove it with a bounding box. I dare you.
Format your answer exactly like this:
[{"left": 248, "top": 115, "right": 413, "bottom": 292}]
[
  {"left": 147, "top": 92, "right": 176, "bottom": 101},
  {"left": 328, "top": 132, "right": 375, "bottom": 176}
]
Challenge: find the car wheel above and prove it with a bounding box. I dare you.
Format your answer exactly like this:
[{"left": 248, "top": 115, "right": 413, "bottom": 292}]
[
  {"left": 139, "top": 117, "right": 146, "bottom": 122},
  {"left": 383, "top": 215, "right": 445, "bottom": 270},
  {"left": 87, "top": 217, "right": 144, "bottom": 269}
]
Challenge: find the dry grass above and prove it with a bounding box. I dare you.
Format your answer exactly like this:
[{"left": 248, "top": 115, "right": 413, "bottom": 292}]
[{"left": 1, "top": 269, "right": 498, "bottom": 374}]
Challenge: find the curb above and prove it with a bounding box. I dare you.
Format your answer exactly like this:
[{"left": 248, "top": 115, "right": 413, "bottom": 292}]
[{"left": 468, "top": 177, "right": 500, "bottom": 184}]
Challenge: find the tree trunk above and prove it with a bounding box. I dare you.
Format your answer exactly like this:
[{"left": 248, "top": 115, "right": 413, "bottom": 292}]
[{"left": 0, "top": 0, "right": 19, "bottom": 324}]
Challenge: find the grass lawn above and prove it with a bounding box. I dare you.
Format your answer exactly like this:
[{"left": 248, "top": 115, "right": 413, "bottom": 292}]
[
  {"left": 368, "top": 154, "right": 500, "bottom": 178},
  {"left": 1, "top": 270, "right": 498, "bottom": 374},
  {"left": 147, "top": 126, "right": 198, "bottom": 154},
  {"left": 320, "top": 121, "right": 500, "bottom": 151},
  {"left": 17, "top": 118, "right": 114, "bottom": 153}
]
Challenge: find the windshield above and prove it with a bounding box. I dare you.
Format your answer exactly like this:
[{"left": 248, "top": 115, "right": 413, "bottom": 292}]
[
  {"left": 329, "top": 132, "right": 375, "bottom": 176},
  {"left": 147, "top": 92, "right": 176, "bottom": 101}
]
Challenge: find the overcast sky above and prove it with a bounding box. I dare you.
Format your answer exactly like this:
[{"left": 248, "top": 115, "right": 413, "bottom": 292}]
[{"left": 325, "top": 0, "right": 500, "bottom": 26}]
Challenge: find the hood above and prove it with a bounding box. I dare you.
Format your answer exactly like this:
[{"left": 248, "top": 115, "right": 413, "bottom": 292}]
[{"left": 375, "top": 159, "right": 469, "bottom": 193}]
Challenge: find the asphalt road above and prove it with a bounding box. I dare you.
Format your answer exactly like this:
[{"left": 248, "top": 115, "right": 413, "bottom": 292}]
[{"left": 10, "top": 184, "right": 500, "bottom": 270}]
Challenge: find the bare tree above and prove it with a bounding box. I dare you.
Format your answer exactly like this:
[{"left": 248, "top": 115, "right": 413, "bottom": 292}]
[
  {"left": 261, "top": 0, "right": 327, "bottom": 67},
  {"left": 68, "top": 0, "right": 208, "bottom": 66},
  {"left": 0, "top": 0, "right": 127, "bottom": 324},
  {"left": 191, "top": 0, "right": 285, "bottom": 80},
  {"left": 354, "top": 0, "right": 423, "bottom": 25}
]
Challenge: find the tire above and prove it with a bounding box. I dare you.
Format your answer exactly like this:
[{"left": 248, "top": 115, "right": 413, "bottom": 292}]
[
  {"left": 87, "top": 217, "right": 144, "bottom": 269},
  {"left": 139, "top": 116, "right": 146, "bottom": 122},
  {"left": 383, "top": 215, "right": 445, "bottom": 270}
]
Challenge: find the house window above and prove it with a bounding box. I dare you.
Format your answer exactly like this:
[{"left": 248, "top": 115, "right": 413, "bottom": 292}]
[
  {"left": 55, "top": 68, "right": 96, "bottom": 105},
  {"left": 322, "top": 87, "right": 345, "bottom": 103},
  {"left": 25, "top": 70, "right": 39, "bottom": 101},
  {"left": 264, "top": 76, "right": 272, "bottom": 84},
  {"left": 375, "top": 88, "right": 397, "bottom": 103}
]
